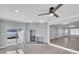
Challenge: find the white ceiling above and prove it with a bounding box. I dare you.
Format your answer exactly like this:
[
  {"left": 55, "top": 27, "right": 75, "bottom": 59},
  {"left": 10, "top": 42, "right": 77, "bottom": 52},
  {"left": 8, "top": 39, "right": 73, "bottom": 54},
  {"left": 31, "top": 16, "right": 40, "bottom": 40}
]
[{"left": 0, "top": 4, "right": 79, "bottom": 24}]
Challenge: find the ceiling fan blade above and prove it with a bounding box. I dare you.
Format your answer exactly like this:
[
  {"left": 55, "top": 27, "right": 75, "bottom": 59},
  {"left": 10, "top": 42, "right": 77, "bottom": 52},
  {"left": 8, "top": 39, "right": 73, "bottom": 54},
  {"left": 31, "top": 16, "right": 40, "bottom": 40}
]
[
  {"left": 53, "top": 13, "right": 59, "bottom": 17},
  {"left": 53, "top": 4, "right": 63, "bottom": 12},
  {"left": 38, "top": 13, "right": 49, "bottom": 16}
]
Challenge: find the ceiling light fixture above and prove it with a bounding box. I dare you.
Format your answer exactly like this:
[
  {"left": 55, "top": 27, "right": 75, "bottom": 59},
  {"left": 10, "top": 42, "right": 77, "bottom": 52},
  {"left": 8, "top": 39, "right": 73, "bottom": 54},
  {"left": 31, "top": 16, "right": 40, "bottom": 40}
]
[
  {"left": 49, "top": 13, "right": 54, "bottom": 16},
  {"left": 15, "top": 10, "right": 19, "bottom": 13}
]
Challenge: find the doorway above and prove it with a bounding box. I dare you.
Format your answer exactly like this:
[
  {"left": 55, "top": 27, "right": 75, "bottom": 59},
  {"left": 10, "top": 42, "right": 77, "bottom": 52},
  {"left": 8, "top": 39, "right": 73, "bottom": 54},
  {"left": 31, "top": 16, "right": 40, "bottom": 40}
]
[
  {"left": 6, "top": 26, "right": 24, "bottom": 46},
  {"left": 30, "top": 30, "right": 36, "bottom": 43}
]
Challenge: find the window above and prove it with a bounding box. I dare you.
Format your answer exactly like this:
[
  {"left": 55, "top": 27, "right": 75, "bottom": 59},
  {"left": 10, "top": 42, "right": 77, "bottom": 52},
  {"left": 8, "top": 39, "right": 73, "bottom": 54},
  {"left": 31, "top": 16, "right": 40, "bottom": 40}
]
[
  {"left": 71, "top": 29, "right": 79, "bottom": 35},
  {"left": 7, "top": 29, "right": 17, "bottom": 39}
]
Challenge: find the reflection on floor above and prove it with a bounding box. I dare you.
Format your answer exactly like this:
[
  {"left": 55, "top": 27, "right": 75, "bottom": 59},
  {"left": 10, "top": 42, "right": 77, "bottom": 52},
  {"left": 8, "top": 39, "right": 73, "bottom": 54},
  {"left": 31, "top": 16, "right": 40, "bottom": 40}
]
[
  {"left": 50, "top": 37, "right": 79, "bottom": 51},
  {"left": 0, "top": 44, "right": 74, "bottom": 54},
  {"left": 26, "top": 41, "right": 45, "bottom": 44}
]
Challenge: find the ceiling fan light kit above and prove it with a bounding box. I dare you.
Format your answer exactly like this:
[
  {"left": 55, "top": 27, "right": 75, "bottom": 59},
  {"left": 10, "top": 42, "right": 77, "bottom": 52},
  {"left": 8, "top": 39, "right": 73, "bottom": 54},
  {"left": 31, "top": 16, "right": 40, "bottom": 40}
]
[
  {"left": 38, "top": 4, "right": 63, "bottom": 17},
  {"left": 49, "top": 13, "right": 54, "bottom": 16}
]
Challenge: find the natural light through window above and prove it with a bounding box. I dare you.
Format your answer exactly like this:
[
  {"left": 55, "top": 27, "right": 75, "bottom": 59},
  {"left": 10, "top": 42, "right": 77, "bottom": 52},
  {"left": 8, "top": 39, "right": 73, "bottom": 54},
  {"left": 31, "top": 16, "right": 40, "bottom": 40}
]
[{"left": 71, "top": 29, "right": 79, "bottom": 35}]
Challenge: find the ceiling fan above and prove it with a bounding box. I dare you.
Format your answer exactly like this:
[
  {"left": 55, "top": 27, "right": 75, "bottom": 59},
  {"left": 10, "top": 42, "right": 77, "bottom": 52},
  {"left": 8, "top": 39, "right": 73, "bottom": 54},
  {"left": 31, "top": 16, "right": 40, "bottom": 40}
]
[{"left": 38, "top": 4, "right": 63, "bottom": 17}]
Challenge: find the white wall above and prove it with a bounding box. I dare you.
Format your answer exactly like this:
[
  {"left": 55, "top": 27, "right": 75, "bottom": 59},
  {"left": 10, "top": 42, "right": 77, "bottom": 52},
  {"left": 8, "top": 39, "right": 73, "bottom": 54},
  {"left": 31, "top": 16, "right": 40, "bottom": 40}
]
[
  {"left": 49, "top": 25, "right": 65, "bottom": 39},
  {"left": 26, "top": 23, "right": 48, "bottom": 43},
  {"left": 56, "top": 28, "right": 64, "bottom": 38},
  {"left": 49, "top": 26, "right": 56, "bottom": 39},
  {"left": 0, "top": 20, "right": 3, "bottom": 47}
]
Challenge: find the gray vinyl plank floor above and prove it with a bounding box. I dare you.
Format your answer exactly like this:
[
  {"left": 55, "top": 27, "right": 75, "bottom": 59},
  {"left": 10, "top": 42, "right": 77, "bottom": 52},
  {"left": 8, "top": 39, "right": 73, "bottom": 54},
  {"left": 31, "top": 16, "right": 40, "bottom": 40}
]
[
  {"left": 50, "top": 37, "right": 79, "bottom": 51},
  {"left": 0, "top": 44, "right": 75, "bottom": 54}
]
